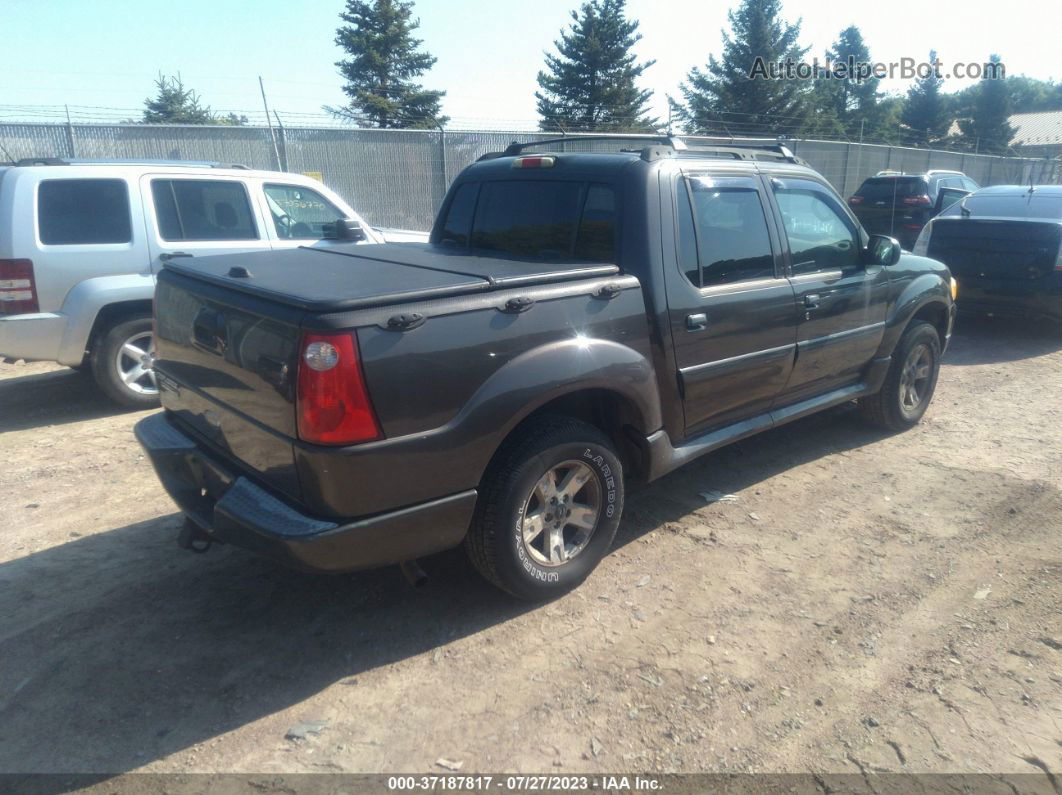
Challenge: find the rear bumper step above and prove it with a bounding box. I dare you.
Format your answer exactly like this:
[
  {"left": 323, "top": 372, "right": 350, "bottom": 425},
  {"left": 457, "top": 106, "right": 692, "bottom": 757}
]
[{"left": 134, "top": 412, "right": 476, "bottom": 573}]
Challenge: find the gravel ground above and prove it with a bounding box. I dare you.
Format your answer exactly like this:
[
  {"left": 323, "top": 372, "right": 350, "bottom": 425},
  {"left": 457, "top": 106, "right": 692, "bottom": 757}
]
[{"left": 0, "top": 316, "right": 1059, "bottom": 782}]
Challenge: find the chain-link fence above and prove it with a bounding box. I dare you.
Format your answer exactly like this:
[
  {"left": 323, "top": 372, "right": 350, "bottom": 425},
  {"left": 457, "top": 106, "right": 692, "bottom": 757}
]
[{"left": 3, "top": 122, "right": 1060, "bottom": 231}]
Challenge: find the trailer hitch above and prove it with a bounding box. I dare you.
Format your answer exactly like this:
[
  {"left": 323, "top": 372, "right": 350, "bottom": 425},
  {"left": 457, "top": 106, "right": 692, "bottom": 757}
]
[{"left": 177, "top": 518, "right": 214, "bottom": 554}]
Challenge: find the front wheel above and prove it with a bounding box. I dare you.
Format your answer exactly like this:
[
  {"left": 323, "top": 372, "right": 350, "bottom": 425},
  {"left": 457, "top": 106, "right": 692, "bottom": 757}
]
[
  {"left": 859, "top": 321, "right": 941, "bottom": 430},
  {"left": 91, "top": 316, "right": 159, "bottom": 408},
  {"left": 465, "top": 416, "right": 624, "bottom": 601}
]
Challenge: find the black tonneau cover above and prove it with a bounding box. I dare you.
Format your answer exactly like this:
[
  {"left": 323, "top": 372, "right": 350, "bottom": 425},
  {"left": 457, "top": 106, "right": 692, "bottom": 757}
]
[{"left": 165, "top": 243, "right": 620, "bottom": 312}]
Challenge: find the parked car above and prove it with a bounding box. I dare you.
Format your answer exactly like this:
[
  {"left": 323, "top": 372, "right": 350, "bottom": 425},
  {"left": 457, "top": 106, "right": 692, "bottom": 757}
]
[
  {"left": 0, "top": 158, "right": 426, "bottom": 406},
  {"left": 848, "top": 170, "right": 980, "bottom": 250},
  {"left": 913, "top": 184, "right": 1062, "bottom": 322},
  {"left": 136, "top": 136, "right": 956, "bottom": 600}
]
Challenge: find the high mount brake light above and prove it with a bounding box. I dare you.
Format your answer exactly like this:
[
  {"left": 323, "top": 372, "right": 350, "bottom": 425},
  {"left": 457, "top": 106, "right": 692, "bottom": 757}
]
[
  {"left": 297, "top": 331, "right": 381, "bottom": 445},
  {"left": 512, "top": 156, "right": 556, "bottom": 169},
  {"left": 0, "top": 259, "right": 39, "bottom": 314}
]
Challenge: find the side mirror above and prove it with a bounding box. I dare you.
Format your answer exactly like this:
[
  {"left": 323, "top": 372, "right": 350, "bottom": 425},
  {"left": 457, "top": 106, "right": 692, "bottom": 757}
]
[
  {"left": 322, "top": 218, "right": 367, "bottom": 242},
  {"left": 935, "top": 187, "right": 970, "bottom": 214},
  {"left": 866, "top": 234, "right": 901, "bottom": 267}
]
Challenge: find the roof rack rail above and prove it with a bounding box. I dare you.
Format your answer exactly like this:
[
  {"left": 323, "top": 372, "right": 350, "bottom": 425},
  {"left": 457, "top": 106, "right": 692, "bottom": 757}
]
[
  {"left": 13, "top": 157, "right": 250, "bottom": 169},
  {"left": 478, "top": 134, "right": 805, "bottom": 165}
]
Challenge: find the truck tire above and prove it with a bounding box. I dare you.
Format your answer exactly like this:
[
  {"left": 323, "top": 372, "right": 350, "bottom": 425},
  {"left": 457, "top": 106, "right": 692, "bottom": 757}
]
[
  {"left": 466, "top": 416, "right": 624, "bottom": 601},
  {"left": 859, "top": 321, "right": 941, "bottom": 431},
  {"left": 91, "top": 315, "right": 160, "bottom": 408}
]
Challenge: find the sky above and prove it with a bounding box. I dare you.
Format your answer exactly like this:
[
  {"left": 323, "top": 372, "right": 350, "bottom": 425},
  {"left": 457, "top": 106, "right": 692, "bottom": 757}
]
[{"left": 1, "top": 0, "right": 1057, "bottom": 130}]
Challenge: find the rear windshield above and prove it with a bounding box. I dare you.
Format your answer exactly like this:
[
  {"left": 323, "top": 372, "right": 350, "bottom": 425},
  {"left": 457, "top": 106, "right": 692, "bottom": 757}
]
[
  {"left": 939, "top": 192, "right": 1062, "bottom": 220},
  {"left": 437, "top": 180, "right": 617, "bottom": 262},
  {"left": 855, "top": 177, "right": 927, "bottom": 201}
]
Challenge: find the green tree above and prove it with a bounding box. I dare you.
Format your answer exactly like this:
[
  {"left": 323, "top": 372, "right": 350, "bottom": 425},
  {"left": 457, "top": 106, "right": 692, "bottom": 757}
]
[
  {"left": 535, "top": 0, "right": 658, "bottom": 132},
  {"left": 900, "top": 52, "right": 951, "bottom": 145},
  {"left": 824, "top": 25, "right": 882, "bottom": 139},
  {"left": 677, "top": 0, "right": 810, "bottom": 136},
  {"left": 142, "top": 74, "right": 216, "bottom": 124},
  {"left": 957, "top": 55, "right": 1015, "bottom": 153},
  {"left": 333, "top": 0, "right": 446, "bottom": 128}
]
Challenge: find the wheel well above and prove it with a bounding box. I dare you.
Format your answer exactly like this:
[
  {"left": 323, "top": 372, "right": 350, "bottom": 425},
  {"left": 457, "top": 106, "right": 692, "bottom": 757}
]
[
  {"left": 513, "top": 389, "right": 650, "bottom": 480},
  {"left": 84, "top": 300, "right": 153, "bottom": 364},
  {"left": 910, "top": 301, "right": 948, "bottom": 347}
]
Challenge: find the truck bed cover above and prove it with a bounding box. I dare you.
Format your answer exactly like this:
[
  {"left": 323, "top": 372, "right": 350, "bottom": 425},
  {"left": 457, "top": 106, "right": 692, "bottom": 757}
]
[{"left": 164, "top": 243, "right": 620, "bottom": 312}]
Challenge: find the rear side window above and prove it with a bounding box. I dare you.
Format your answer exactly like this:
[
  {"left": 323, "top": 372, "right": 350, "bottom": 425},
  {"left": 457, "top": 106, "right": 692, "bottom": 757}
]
[
  {"left": 440, "top": 180, "right": 616, "bottom": 262},
  {"left": 855, "top": 177, "right": 927, "bottom": 202},
  {"left": 151, "top": 179, "right": 258, "bottom": 241},
  {"left": 679, "top": 175, "right": 775, "bottom": 287},
  {"left": 38, "top": 179, "right": 131, "bottom": 245}
]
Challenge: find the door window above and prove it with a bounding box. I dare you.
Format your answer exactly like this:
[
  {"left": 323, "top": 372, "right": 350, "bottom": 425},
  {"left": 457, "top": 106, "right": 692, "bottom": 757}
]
[
  {"left": 151, "top": 179, "right": 258, "bottom": 241},
  {"left": 772, "top": 179, "right": 860, "bottom": 275},
  {"left": 264, "top": 184, "right": 345, "bottom": 239},
  {"left": 38, "top": 179, "right": 132, "bottom": 245},
  {"left": 677, "top": 175, "right": 775, "bottom": 287}
]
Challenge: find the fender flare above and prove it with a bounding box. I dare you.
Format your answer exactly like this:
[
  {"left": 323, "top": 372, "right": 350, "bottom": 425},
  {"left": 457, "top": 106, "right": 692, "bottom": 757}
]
[
  {"left": 877, "top": 273, "right": 951, "bottom": 358},
  {"left": 56, "top": 273, "right": 156, "bottom": 365}
]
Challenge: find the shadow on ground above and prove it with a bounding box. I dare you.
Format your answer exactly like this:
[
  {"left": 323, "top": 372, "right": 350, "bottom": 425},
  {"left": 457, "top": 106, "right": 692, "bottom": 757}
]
[
  {"left": 0, "top": 367, "right": 144, "bottom": 432},
  {"left": 0, "top": 402, "right": 891, "bottom": 777},
  {"left": 945, "top": 314, "right": 1062, "bottom": 366}
]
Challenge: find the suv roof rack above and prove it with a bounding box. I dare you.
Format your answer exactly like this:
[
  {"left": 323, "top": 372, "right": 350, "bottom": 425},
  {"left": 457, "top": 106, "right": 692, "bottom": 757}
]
[
  {"left": 478, "top": 134, "right": 805, "bottom": 165},
  {"left": 13, "top": 157, "right": 250, "bottom": 169},
  {"left": 925, "top": 169, "right": 963, "bottom": 176}
]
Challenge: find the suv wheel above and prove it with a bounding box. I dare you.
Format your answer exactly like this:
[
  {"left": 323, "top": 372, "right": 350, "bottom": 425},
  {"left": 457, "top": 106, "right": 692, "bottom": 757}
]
[
  {"left": 859, "top": 321, "right": 941, "bottom": 430},
  {"left": 91, "top": 316, "right": 159, "bottom": 408},
  {"left": 465, "top": 416, "right": 624, "bottom": 601}
]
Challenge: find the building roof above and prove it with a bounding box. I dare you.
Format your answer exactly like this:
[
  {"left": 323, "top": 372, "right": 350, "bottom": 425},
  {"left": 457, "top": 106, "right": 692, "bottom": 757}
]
[{"left": 1009, "top": 110, "right": 1062, "bottom": 147}]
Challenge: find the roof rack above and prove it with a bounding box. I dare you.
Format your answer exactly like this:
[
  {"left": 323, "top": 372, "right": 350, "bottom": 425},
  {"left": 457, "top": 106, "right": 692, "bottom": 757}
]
[
  {"left": 13, "top": 157, "right": 250, "bottom": 169},
  {"left": 478, "top": 134, "right": 805, "bottom": 165},
  {"left": 925, "top": 169, "right": 963, "bottom": 175}
]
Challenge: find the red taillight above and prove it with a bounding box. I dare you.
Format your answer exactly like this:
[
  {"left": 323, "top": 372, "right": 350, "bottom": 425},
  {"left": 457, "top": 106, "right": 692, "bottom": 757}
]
[
  {"left": 512, "top": 155, "right": 556, "bottom": 169},
  {"left": 848, "top": 196, "right": 863, "bottom": 205},
  {"left": 0, "top": 259, "right": 39, "bottom": 314},
  {"left": 903, "top": 194, "right": 932, "bottom": 206},
  {"left": 296, "top": 331, "right": 380, "bottom": 446}
]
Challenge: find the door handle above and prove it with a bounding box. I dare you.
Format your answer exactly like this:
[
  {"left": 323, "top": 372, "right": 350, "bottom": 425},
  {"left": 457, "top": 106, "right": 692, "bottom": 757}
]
[
  {"left": 803, "top": 294, "right": 821, "bottom": 309},
  {"left": 160, "top": 251, "right": 194, "bottom": 262},
  {"left": 686, "top": 312, "right": 708, "bottom": 331}
]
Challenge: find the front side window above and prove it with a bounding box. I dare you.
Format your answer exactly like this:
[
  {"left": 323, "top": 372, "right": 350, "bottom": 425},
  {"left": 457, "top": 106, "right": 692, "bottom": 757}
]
[
  {"left": 264, "top": 184, "right": 344, "bottom": 239},
  {"left": 678, "top": 175, "right": 775, "bottom": 288},
  {"left": 38, "top": 179, "right": 131, "bottom": 245},
  {"left": 151, "top": 179, "right": 258, "bottom": 242},
  {"left": 437, "top": 180, "right": 616, "bottom": 262},
  {"left": 772, "top": 179, "right": 860, "bottom": 274}
]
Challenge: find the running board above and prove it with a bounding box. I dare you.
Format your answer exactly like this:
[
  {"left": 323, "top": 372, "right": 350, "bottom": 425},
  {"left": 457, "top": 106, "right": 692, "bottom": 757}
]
[{"left": 646, "top": 381, "right": 873, "bottom": 481}]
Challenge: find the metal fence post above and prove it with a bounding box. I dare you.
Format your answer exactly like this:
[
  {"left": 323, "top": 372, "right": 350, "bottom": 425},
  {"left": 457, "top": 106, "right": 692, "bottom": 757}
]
[{"left": 64, "top": 105, "right": 76, "bottom": 158}]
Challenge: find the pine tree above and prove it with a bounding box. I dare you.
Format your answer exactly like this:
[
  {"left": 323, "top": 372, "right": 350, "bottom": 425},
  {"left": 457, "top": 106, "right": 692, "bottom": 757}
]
[
  {"left": 825, "top": 26, "right": 881, "bottom": 139},
  {"left": 334, "top": 0, "right": 446, "bottom": 129},
  {"left": 900, "top": 52, "right": 951, "bottom": 146},
  {"left": 677, "top": 0, "right": 809, "bottom": 136},
  {"left": 957, "top": 55, "right": 1016, "bottom": 154},
  {"left": 142, "top": 74, "right": 216, "bottom": 124},
  {"left": 535, "top": 0, "right": 658, "bottom": 132}
]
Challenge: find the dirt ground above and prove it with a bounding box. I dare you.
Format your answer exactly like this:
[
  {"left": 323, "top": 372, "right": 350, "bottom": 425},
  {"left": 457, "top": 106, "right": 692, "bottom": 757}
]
[{"left": 1, "top": 316, "right": 1059, "bottom": 782}]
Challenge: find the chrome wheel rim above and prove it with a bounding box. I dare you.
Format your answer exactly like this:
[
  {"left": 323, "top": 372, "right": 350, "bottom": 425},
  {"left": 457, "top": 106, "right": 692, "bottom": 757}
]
[
  {"left": 115, "top": 331, "right": 158, "bottom": 396},
  {"left": 520, "top": 460, "right": 601, "bottom": 567},
  {"left": 899, "top": 343, "right": 932, "bottom": 413}
]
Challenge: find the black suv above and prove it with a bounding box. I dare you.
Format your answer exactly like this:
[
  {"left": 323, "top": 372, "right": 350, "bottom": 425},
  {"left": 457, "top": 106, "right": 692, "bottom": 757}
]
[{"left": 849, "top": 170, "right": 980, "bottom": 250}]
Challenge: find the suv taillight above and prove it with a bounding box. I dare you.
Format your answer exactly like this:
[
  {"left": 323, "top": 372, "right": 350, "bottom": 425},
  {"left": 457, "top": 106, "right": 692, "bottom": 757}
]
[
  {"left": 903, "top": 194, "right": 932, "bottom": 206},
  {"left": 0, "top": 259, "right": 39, "bottom": 314},
  {"left": 296, "top": 331, "right": 380, "bottom": 445}
]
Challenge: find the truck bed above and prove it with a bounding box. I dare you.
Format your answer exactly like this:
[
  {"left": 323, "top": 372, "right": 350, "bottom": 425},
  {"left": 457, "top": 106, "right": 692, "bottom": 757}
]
[{"left": 165, "top": 243, "right": 620, "bottom": 312}]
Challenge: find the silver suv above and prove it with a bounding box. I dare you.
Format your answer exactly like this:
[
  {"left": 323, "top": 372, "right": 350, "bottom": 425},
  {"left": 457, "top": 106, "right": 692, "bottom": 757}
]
[{"left": 0, "top": 158, "right": 425, "bottom": 406}]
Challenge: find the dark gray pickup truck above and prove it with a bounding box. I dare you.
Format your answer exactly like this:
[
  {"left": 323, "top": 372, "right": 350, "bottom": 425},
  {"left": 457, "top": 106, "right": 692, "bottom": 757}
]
[{"left": 136, "top": 136, "right": 957, "bottom": 600}]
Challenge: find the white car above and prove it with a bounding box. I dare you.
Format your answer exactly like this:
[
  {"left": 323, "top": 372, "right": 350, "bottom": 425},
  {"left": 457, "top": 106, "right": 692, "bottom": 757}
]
[{"left": 0, "top": 158, "right": 426, "bottom": 406}]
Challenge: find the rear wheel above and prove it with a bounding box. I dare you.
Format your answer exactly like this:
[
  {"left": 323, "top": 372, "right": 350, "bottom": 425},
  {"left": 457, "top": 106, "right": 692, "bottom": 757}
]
[
  {"left": 859, "top": 321, "right": 941, "bottom": 430},
  {"left": 465, "top": 416, "right": 624, "bottom": 601},
  {"left": 91, "top": 316, "right": 159, "bottom": 408}
]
